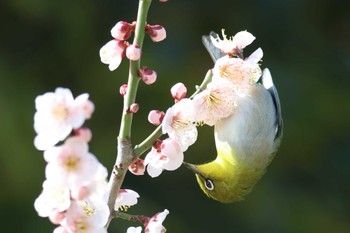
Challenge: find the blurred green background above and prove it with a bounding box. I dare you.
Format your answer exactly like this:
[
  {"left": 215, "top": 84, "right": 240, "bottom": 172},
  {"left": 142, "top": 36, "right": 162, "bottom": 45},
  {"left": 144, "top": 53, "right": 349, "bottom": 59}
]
[{"left": 0, "top": 0, "right": 349, "bottom": 232}]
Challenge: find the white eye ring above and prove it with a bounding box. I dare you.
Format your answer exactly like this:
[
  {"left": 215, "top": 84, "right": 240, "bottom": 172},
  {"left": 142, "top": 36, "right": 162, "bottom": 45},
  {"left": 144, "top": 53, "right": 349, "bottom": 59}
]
[{"left": 204, "top": 179, "right": 214, "bottom": 190}]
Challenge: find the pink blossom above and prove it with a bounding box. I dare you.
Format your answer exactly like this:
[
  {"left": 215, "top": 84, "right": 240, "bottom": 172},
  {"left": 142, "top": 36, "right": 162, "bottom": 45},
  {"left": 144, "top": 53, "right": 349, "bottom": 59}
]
[
  {"left": 45, "top": 137, "right": 99, "bottom": 189},
  {"left": 99, "top": 39, "right": 126, "bottom": 71},
  {"left": 126, "top": 44, "right": 142, "bottom": 61},
  {"left": 210, "top": 29, "right": 255, "bottom": 55},
  {"left": 145, "top": 209, "right": 169, "bottom": 233},
  {"left": 34, "top": 88, "right": 91, "bottom": 151},
  {"left": 170, "top": 82, "right": 187, "bottom": 102},
  {"left": 147, "top": 25, "right": 166, "bottom": 42},
  {"left": 129, "top": 158, "right": 145, "bottom": 175},
  {"left": 111, "top": 21, "right": 135, "bottom": 41},
  {"left": 192, "top": 78, "right": 237, "bottom": 126},
  {"left": 61, "top": 200, "right": 108, "bottom": 233},
  {"left": 115, "top": 189, "right": 140, "bottom": 211},
  {"left": 212, "top": 52, "right": 262, "bottom": 95},
  {"left": 148, "top": 110, "right": 165, "bottom": 126},
  {"left": 144, "top": 138, "right": 184, "bottom": 178},
  {"left": 34, "top": 179, "right": 71, "bottom": 218},
  {"left": 139, "top": 67, "right": 157, "bottom": 85},
  {"left": 162, "top": 99, "right": 197, "bottom": 151}
]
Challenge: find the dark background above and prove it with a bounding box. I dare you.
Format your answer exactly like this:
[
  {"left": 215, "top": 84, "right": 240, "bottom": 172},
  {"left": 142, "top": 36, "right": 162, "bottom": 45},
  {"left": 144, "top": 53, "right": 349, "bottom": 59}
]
[{"left": 0, "top": 0, "right": 349, "bottom": 232}]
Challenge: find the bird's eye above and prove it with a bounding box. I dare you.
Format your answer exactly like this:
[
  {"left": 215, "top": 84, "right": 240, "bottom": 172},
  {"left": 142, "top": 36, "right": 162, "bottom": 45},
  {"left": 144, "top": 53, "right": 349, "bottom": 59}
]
[{"left": 204, "top": 179, "right": 214, "bottom": 191}]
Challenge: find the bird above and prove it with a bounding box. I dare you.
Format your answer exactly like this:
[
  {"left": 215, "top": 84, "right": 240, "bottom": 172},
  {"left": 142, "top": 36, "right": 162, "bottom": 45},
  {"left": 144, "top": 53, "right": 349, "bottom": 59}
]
[{"left": 184, "top": 32, "right": 283, "bottom": 203}]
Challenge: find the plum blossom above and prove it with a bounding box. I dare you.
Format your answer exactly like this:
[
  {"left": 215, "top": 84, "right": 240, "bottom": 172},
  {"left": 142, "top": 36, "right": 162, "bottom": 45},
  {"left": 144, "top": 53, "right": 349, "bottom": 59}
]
[
  {"left": 192, "top": 78, "right": 237, "bottom": 126},
  {"left": 212, "top": 49, "right": 262, "bottom": 95},
  {"left": 99, "top": 39, "right": 127, "bottom": 71},
  {"left": 34, "top": 179, "right": 71, "bottom": 218},
  {"left": 115, "top": 189, "right": 140, "bottom": 211},
  {"left": 145, "top": 209, "right": 169, "bottom": 233},
  {"left": 144, "top": 138, "right": 184, "bottom": 178},
  {"left": 210, "top": 29, "right": 255, "bottom": 55},
  {"left": 162, "top": 98, "right": 197, "bottom": 151},
  {"left": 34, "top": 88, "right": 93, "bottom": 151},
  {"left": 60, "top": 200, "right": 108, "bottom": 233},
  {"left": 44, "top": 136, "right": 99, "bottom": 189}
]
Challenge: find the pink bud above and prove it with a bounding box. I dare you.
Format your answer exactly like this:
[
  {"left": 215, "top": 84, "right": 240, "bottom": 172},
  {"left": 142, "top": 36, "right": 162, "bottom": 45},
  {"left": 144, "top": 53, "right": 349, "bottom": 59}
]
[
  {"left": 171, "top": 82, "right": 187, "bottom": 102},
  {"left": 111, "top": 21, "right": 134, "bottom": 41},
  {"left": 71, "top": 186, "right": 91, "bottom": 200},
  {"left": 126, "top": 44, "right": 142, "bottom": 61},
  {"left": 139, "top": 67, "right": 157, "bottom": 85},
  {"left": 128, "top": 158, "right": 145, "bottom": 175},
  {"left": 159, "top": 0, "right": 168, "bottom": 2},
  {"left": 148, "top": 110, "right": 165, "bottom": 126},
  {"left": 99, "top": 39, "right": 127, "bottom": 71},
  {"left": 49, "top": 209, "right": 65, "bottom": 225},
  {"left": 129, "top": 103, "right": 139, "bottom": 113},
  {"left": 147, "top": 24, "right": 167, "bottom": 42},
  {"left": 120, "top": 84, "right": 128, "bottom": 96},
  {"left": 73, "top": 127, "right": 92, "bottom": 142}
]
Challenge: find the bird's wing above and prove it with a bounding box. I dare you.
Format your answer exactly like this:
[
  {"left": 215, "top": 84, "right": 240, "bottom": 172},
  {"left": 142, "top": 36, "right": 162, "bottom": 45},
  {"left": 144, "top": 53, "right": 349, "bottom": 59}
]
[
  {"left": 261, "top": 68, "right": 283, "bottom": 141},
  {"left": 202, "top": 32, "right": 224, "bottom": 62}
]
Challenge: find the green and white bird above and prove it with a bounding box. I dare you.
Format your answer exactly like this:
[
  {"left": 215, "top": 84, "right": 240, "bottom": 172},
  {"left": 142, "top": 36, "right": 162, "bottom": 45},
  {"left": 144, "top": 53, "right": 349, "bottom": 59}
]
[{"left": 185, "top": 32, "right": 283, "bottom": 203}]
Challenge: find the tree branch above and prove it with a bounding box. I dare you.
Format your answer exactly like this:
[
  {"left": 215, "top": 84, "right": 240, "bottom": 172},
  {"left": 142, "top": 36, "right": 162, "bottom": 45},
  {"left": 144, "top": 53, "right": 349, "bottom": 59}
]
[{"left": 105, "top": 0, "right": 153, "bottom": 228}]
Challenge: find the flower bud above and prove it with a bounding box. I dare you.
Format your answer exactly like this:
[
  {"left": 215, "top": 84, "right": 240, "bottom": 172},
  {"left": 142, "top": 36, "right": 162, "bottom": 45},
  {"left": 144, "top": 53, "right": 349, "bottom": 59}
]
[
  {"left": 171, "top": 82, "right": 187, "bottom": 102},
  {"left": 128, "top": 158, "right": 145, "bottom": 175},
  {"left": 129, "top": 103, "right": 139, "bottom": 113},
  {"left": 139, "top": 67, "right": 157, "bottom": 85},
  {"left": 99, "top": 39, "right": 127, "bottom": 71},
  {"left": 73, "top": 127, "right": 92, "bottom": 142},
  {"left": 148, "top": 110, "right": 165, "bottom": 126},
  {"left": 147, "top": 24, "right": 167, "bottom": 42},
  {"left": 119, "top": 84, "right": 128, "bottom": 96},
  {"left": 126, "top": 44, "right": 142, "bottom": 61},
  {"left": 111, "top": 21, "right": 134, "bottom": 41}
]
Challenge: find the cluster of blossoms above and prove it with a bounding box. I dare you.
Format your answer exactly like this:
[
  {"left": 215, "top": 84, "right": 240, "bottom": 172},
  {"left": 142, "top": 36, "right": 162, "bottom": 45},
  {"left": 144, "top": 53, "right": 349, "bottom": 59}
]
[
  {"left": 34, "top": 88, "right": 168, "bottom": 233},
  {"left": 137, "top": 30, "right": 263, "bottom": 178},
  {"left": 99, "top": 21, "right": 166, "bottom": 73}
]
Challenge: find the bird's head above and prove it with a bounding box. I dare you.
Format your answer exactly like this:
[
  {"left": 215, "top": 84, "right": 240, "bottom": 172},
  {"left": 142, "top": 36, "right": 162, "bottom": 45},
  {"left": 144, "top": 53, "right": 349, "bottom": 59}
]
[{"left": 184, "top": 160, "right": 254, "bottom": 203}]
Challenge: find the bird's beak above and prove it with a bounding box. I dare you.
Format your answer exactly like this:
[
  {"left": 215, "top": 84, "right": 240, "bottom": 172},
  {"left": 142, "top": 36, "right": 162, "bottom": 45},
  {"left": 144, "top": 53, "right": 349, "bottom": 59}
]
[{"left": 183, "top": 162, "right": 205, "bottom": 177}]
